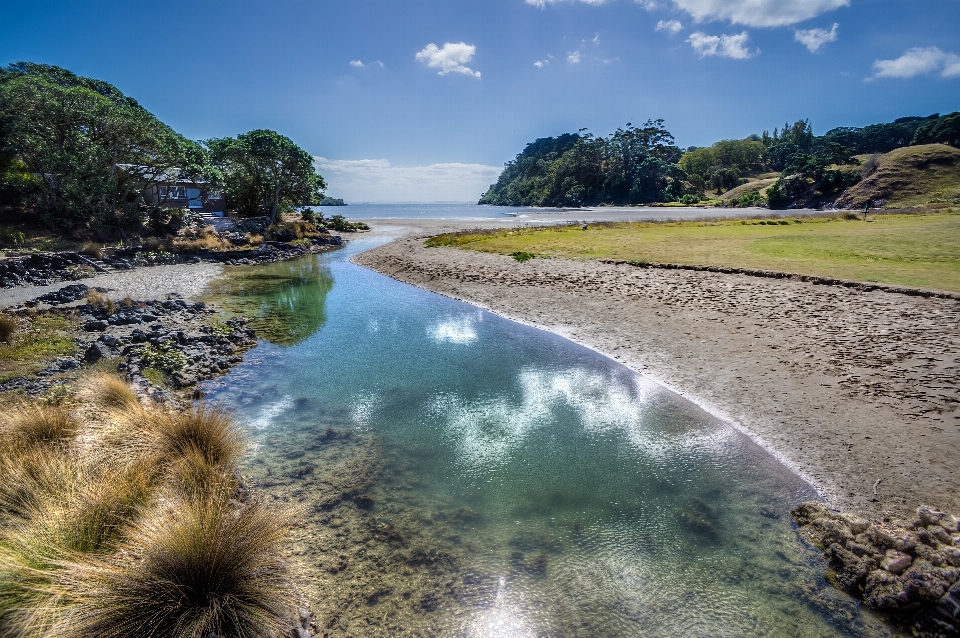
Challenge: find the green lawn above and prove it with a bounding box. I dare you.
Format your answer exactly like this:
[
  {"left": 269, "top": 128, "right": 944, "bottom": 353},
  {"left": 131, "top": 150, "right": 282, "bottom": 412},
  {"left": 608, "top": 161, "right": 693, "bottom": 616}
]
[{"left": 427, "top": 211, "right": 960, "bottom": 292}]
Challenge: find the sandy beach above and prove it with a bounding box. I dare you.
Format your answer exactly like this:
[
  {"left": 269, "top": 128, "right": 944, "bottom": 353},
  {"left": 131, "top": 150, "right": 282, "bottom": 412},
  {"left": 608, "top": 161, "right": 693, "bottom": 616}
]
[{"left": 354, "top": 229, "right": 960, "bottom": 522}]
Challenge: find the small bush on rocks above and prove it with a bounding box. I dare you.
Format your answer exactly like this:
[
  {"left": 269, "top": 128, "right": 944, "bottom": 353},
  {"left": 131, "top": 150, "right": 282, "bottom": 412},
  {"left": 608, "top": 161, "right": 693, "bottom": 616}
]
[{"left": 139, "top": 342, "right": 187, "bottom": 374}]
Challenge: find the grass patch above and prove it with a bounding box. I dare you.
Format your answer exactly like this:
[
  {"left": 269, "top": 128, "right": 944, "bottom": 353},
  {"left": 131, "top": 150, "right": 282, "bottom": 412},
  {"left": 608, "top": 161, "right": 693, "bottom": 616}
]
[
  {"left": 428, "top": 211, "right": 960, "bottom": 292},
  {"left": 0, "top": 376, "right": 297, "bottom": 637},
  {"left": 0, "top": 314, "right": 79, "bottom": 383}
]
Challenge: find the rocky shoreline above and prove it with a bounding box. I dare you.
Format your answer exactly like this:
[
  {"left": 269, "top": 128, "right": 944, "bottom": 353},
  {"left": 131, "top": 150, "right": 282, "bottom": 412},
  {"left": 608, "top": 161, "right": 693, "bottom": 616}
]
[
  {"left": 0, "top": 283, "right": 257, "bottom": 406},
  {"left": 0, "top": 235, "right": 342, "bottom": 290},
  {"left": 793, "top": 502, "right": 960, "bottom": 636}
]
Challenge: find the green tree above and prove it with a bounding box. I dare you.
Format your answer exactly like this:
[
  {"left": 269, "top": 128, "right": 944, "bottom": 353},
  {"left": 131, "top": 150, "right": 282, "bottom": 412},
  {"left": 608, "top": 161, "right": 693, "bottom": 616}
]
[
  {"left": 911, "top": 112, "right": 960, "bottom": 147},
  {"left": 0, "top": 62, "right": 216, "bottom": 235},
  {"left": 207, "top": 130, "right": 325, "bottom": 221}
]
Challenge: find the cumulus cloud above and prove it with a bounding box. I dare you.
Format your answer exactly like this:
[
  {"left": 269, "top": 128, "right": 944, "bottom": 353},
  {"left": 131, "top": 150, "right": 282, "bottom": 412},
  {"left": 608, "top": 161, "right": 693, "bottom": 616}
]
[
  {"left": 313, "top": 157, "right": 502, "bottom": 203},
  {"left": 672, "top": 0, "right": 848, "bottom": 28},
  {"left": 349, "top": 60, "right": 384, "bottom": 69},
  {"left": 794, "top": 23, "right": 838, "bottom": 52},
  {"left": 656, "top": 19, "right": 683, "bottom": 34},
  {"left": 687, "top": 31, "right": 757, "bottom": 59},
  {"left": 415, "top": 42, "right": 481, "bottom": 78},
  {"left": 872, "top": 47, "right": 960, "bottom": 79},
  {"left": 567, "top": 51, "right": 582, "bottom": 63}
]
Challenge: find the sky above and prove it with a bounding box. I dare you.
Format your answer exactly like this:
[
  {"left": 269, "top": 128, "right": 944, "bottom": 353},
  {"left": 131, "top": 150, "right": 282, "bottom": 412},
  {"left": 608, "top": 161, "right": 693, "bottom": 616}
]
[{"left": 2, "top": 0, "right": 959, "bottom": 202}]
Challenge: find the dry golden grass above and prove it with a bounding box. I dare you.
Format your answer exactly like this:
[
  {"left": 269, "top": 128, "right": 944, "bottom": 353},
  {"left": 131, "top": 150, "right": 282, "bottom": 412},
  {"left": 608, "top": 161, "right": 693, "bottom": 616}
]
[
  {"left": 80, "top": 241, "right": 103, "bottom": 260},
  {"left": 0, "top": 316, "right": 17, "bottom": 345},
  {"left": 64, "top": 495, "right": 295, "bottom": 638},
  {"left": 1, "top": 404, "right": 79, "bottom": 452},
  {"left": 0, "top": 375, "right": 299, "bottom": 638},
  {"left": 80, "top": 373, "right": 141, "bottom": 411},
  {"left": 84, "top": 290, "right": 116, "bottom": 315}
]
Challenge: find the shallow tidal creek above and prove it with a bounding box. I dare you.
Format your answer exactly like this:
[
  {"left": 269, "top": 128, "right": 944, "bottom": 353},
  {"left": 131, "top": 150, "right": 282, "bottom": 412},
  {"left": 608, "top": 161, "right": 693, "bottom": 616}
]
[{"left": 200, "top": 236, "right": 892, "bottom": 637}]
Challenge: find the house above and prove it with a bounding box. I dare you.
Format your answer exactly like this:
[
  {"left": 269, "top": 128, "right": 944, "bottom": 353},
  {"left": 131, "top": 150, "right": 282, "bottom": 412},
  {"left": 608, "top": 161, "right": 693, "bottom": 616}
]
[{"left": 140, "top": 171, "right": 227, "bottom": 217}]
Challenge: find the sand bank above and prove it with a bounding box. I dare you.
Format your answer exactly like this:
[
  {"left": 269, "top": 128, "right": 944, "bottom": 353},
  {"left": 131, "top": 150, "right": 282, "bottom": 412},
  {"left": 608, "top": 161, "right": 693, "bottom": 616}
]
[{"left": 354, "top": 233, "right": 960, "bottom": 521}]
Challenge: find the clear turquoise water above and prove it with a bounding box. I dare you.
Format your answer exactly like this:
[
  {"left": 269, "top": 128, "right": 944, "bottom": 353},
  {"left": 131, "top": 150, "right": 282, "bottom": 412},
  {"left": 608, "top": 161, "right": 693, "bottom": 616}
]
[{"left": 201, "top": 237, "right": 891, "bottom": 637}]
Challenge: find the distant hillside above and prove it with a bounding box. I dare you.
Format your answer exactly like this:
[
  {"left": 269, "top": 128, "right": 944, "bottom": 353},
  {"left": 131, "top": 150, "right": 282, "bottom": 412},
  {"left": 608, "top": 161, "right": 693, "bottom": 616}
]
[{"left": 835, "top": 144, "right": 960, "bottom": 209}]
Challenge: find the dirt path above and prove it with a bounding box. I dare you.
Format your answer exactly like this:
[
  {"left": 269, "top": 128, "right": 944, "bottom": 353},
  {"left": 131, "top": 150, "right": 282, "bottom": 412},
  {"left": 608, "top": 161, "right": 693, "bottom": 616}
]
[
  {"left": 0, "top": 262, "right": 223, "bottom": 308},
  {"left": 355, "top": 236, "right": 960, "bottom": 521}
]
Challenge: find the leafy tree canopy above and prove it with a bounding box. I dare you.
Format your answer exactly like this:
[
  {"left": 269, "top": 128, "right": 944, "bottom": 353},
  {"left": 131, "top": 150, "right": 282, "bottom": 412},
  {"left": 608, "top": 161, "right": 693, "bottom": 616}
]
[
  {"left": 206, "top": 130, "right": 325, "bottom": 221},
  {"left": 479, "top": 121, "right": 685, "bottom": 206},
  {"left": 0, "top": 62, "right": 218, "bottom": 235}
]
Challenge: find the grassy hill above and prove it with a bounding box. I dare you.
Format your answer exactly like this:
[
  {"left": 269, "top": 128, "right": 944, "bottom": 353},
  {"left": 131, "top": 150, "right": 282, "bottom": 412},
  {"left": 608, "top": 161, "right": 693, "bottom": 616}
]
[{"left": 836, "top": 144, "right": 960, "bottom": 209}]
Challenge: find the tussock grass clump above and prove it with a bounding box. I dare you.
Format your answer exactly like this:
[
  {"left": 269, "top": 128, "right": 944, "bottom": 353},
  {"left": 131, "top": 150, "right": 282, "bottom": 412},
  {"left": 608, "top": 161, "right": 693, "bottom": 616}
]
[
  {"left": 68, "top": 496, "right": 295, "bottom": 638},
  {"left": 80, "top": 241, "right": 104, "bottom": 260},
  {"left": 0, "top": 315, "right": 17, "bottom": 345},
  {"left": 85, "top": 289, "right": 116, "bottom": 315},
  {"left": 0, "top": 376, "right": 301, "bottom": 638},
  {"left": 147, "top": 405, "right": 246, "bottom": 469},
  {"left": 1, "top": 404, "right": 79, "bottom": 451},
  {"left": 81, "top": 372, "right": 141, "bottom": 410}
]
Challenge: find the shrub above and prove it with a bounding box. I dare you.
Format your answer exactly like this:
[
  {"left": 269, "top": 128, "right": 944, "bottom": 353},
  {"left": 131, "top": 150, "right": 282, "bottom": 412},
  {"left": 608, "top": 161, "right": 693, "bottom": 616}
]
[
  {"left": 138, "top": 343, "right": 187, "bottom": 374},
  {"left": 66, "top": 496, "right": 295, "bottom": 638},
  {"left": 80, "top": 242, "right": 104, "bottom": 260},
  {"left": 680, "top": 193, "right": 700, "bottom": 205},
  {"left": 0, "top": 315, "right": 17, "bottom": 344},
  {"left": 511, "top": 251, "right": 535, "bottom": 262},
  {"left": 0, "top": 227, "right": 25, "bottom": 247},
  {"left": 766, "top": 180, "right": 788, "bottom": 210},
  {"left": 64, "top": 265, "right": 95, "bottom": 280}
]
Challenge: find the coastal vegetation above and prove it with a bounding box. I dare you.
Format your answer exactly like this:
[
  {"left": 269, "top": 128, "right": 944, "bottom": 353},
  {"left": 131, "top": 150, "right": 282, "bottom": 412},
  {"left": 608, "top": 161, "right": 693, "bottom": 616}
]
[
  {"left": 426, "top": 209, "right": 960, "bottom": 292},
  {"left": 0, "top": 63, "right": 330, "bottom": 241},
  {"left": 479, "top": 113, "right": 960, "bottom": 210},
  {"left": 0, "top": 374, "right": 298, "bottom": 637}
]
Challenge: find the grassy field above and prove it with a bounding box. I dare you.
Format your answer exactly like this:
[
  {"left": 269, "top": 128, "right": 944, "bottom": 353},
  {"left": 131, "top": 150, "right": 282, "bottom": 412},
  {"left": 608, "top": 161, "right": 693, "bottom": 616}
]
[{"left": 427, "top": 211, "right": 960, "bottom": 292}]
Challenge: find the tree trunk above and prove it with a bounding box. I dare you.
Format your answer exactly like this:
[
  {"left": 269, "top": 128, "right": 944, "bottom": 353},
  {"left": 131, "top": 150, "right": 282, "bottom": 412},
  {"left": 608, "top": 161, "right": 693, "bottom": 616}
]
[{"left": 271, "top": 181, "right": 281, "bottom": 222}]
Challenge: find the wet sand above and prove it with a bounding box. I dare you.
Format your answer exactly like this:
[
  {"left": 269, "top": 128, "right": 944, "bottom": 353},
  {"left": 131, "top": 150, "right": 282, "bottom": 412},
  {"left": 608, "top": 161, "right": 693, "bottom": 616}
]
[{"left": 354, "top": 229, "right": 960, "bottom": 522}]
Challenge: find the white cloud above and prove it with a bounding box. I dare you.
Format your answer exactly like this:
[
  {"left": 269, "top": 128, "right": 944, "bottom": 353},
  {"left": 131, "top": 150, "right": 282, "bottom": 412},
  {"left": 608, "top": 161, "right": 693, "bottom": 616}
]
[
  {"left": 636, "top": 0, "right": 658, "bottom": 9},
  {"left": 671, "top": 0, "right": 848, "bottom": 28},
  {"left": 794, "top": 23, "right": 838, "bottom": 52},
  {"left": 349, "top": 59, "right": 385, "bottom": 69},
  {"left": 313, "top": 157, "right": 502, "bottom": 203},
  {"left": 567, "top": 51, "right": 582, "bottom": 63},
  {"left": 872, "top": 47, "right": 960, "bottom": 79},
  {"left": 415, "top": 42, "right": 481, "bottom": 78},
  {"left": 534, "top": 59, "right": 548, "bottom": 68},
  {"left": 656, "top": 19, "right": 684, "bottom": 34},
  {"left": 687, "top": 31, "right": 757, "bottom": 59}
]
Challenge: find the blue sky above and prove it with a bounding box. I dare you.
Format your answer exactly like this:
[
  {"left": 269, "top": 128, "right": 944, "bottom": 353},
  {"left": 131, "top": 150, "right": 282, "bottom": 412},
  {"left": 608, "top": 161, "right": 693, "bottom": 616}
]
[{"left": 2, "top": 0, "right": 958, "bottom": 201}]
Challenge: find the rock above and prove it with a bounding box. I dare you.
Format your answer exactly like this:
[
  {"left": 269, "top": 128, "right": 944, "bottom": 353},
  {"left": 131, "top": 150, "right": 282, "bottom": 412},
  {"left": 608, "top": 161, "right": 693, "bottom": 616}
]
[
  {"left": 918, "top": 506, "right": 947, "bottom": 528},
  {"left": 84, "top": 343, "right": 106, "bottom": 364},
  {"left": 98, "top": 334, "right": 119, "bottom": 347},
  {"left": 864, "top": 570, "right": 910, "bottom": 609},
  {"left": 903, "top": 561, "right": 960, "bottom": 602},
  {"left": 828, "top": 542, "right": 876, "bottom": 590},
  {"left": 882, "top": 549, "right": 913, "bottom": 574},
  {"left": 930, "top": 525, "right": 955, "bottom": 545},
  {"left": 83, "top": 320, "right": 108, "bottom": 331}
]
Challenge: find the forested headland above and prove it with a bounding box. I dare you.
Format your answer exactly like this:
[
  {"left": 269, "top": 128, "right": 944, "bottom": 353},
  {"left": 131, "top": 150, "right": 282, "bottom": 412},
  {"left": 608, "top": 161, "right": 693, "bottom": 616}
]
[
  {"left": 479, "top": 112, "right": 960, "bottom": 209},
  {"left": 0, "top": 63, "right": 331, "bottom": 240}
]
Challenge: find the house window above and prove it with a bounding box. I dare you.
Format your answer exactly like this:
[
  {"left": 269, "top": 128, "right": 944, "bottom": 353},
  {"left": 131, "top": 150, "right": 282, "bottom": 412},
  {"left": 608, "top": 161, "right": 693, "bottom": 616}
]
[
  {"left": 159, "top": 186, "right": 187, "bottom": 200},
  {"left": 187, "top": 188, "right": 202, "bottom": 209}
]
